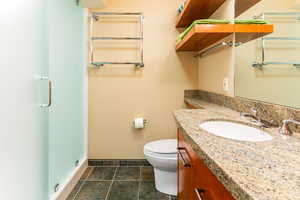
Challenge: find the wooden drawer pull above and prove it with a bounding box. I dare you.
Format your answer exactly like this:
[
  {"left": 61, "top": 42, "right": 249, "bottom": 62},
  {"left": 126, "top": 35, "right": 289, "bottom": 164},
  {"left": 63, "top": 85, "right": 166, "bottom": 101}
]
[
  {"left": 195, "top": 188, "right": 206, "bottom": 200},
  {"left": 178, "top": 147, "right": 191, "bottom": 167}
]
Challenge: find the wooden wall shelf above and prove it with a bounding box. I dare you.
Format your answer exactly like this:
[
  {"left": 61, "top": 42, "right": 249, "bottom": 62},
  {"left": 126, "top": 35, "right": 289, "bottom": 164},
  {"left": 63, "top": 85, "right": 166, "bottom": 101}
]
[
  {"left": 176, "top": 24, "right": 233, "bottom": 51},
  {"left": 235, "top": 24, "right": 274, "bottom": 43},
  {"left": 176, "top": 24, "right": 274, "bottom": 52},
  {"left": 235, "top": 0, "right": 262, "bottom": 17},
  {"left": 176, "top": 0, "right": 263, "bottom": 28},
  {"left": 176, "top": 0, "right": 226, "bottom": 28}
]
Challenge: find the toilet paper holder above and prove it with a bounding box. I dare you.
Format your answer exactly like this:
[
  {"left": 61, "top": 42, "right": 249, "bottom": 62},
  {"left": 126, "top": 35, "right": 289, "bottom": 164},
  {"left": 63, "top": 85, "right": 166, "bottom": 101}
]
[
  {"left": 133, "top": 118, "right": 148, "bottom": 129},
  {"left": 143, "top": 118, "right": 148, "bottom": 125}
]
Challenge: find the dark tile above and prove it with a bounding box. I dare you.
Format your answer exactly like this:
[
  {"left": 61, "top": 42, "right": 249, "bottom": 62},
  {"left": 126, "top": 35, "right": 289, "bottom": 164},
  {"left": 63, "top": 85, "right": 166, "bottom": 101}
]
[
  {"left": 87, "top": 167, "right": 116, "bottom": 181},
  {"left": 88, "top": 159, "right": 120, "bottom": 166},
  {"left": 114, "top": 167, "right": 140, "bottom": 180},
  {"left": 139, "top": 181, "right": 169, "bottom": 200},
  {"left": 141, "top": 167, "right": 154, "bottom": 181},
  {"left": 159, "top": 193, "right": 171, "bottom": 200},
  {"left": 143, "top": 160, "right": 151, "bottom": 166},
  {"left": 75, "top": 181, "right": 111, "bottom": 200},
  {"left": 107, "top": 181, "right": 139, "bottom": 200},
  {"left": 88, "top": 160, "right": 103, "bottom": 166},
  {"left": 81, "top": 167, "right": 93, "bottom": 180},
  {"left": 66, "top": 181, "right": 84, "bottom": 200},
  {"left": 88, "top": 159, "right": 150, "bottom": 166},
  {"left": 101, "top": 160, "right": 120, "bottom": 166},
  {"left": 170, "top": 195, "right": 178, "bottom": 200},
  {"left": 120, "top": 159, "right": 150, "bottom": 166}
]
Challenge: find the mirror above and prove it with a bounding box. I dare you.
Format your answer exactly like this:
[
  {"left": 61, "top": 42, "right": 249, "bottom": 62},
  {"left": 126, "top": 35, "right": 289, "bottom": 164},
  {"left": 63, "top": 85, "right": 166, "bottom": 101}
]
[{"left": 234, "top": 0, "right": 300, "bottom": 108}]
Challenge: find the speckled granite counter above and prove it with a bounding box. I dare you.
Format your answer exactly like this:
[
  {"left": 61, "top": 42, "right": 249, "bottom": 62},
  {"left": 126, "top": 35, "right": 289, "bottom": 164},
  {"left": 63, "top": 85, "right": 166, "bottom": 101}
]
[{"left": 174, "top": 99, "right": 300, "bottom": 200}]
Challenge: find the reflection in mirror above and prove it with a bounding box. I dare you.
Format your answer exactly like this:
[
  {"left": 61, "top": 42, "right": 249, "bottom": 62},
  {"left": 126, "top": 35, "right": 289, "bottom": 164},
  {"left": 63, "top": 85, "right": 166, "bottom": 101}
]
[{"left": 235, "top": 0, "right": 300, "bottom": 108}]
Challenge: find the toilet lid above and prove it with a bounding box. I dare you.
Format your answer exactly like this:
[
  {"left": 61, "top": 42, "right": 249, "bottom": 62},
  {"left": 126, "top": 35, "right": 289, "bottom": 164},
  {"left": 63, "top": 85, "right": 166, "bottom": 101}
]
[{"left": 144, "top": 139, "right": 177, "bottom": 154}]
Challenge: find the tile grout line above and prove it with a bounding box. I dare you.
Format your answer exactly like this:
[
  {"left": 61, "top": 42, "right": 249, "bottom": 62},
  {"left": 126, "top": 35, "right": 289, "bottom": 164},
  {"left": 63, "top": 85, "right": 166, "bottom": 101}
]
[
  {"left": 72, "top": 167, "right": 95, "bottom": 200},
  {"left": 86, "top": 166, "right": 95, "bottom": 180},
  {"left": 137, "top": 166, "right": 142, "bottom": 200},
  {"left": 104, "top": 166, "right": 118, "bottom": 200}
]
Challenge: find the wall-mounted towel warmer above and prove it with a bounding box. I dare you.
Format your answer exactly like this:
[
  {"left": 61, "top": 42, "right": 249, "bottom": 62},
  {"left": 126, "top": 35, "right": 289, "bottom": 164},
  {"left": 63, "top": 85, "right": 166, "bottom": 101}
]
[
  {"left": 89, "top": 12, "right": 144, "bottom": 68},
  {"left": 252, "top": 12, "right": 300, "bottom": 68}
]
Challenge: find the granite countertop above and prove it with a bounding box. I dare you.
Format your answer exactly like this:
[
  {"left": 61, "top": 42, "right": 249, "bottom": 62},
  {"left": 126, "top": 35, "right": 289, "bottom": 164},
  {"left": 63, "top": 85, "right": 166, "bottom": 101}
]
[{"left": 174, "top": 98, "right": 300, "bottom": 200}]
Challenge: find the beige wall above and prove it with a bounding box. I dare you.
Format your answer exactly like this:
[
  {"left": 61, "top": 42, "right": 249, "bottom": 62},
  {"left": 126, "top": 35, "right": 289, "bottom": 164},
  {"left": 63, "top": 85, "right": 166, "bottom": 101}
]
[
  {"left": 88, "top": 0, "right": 198, "bottom": 159},
  {"left": 198, "top": 0, "right": 235, "bottom": 97},
  {"left": 235, "top": 0, "right": 300, "bottom": 108}
]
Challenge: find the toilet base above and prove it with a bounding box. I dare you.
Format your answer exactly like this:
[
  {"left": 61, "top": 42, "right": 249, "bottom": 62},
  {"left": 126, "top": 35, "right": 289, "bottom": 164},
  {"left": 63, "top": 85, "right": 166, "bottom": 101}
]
[{"left": 153, "top": 168, "right": 177, "bottom": 196}]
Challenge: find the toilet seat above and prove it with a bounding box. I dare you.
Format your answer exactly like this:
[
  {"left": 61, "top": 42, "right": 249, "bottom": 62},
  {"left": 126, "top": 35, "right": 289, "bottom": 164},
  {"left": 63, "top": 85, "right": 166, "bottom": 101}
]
[
  {"left": 144, "top": 139, "right": 177, "bottom": 153},
  {"left": 144, "top": 139, "right": 177, "bottom": 159},
  {"left": 144, "top": 148, "right": 177, "bottom": 159}
]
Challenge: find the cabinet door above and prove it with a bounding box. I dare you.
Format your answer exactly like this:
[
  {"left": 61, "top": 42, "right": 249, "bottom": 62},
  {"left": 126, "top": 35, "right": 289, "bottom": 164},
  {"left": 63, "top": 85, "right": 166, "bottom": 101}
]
[
  {"left": 178, "top": 128, "right": 235, "bottom": 200},
  {"left": 194, "top": 157, "right": 235, "bottom": 200}
]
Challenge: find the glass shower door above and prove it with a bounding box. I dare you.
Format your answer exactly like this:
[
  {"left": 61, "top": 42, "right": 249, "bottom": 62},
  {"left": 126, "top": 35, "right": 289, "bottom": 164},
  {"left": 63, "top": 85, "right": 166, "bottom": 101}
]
[
  {"left": 0, "top": 1, "right": 49, "bottom": 200},
  {"left": 47, "top": 0, "right": 85, "bottom": 196}
]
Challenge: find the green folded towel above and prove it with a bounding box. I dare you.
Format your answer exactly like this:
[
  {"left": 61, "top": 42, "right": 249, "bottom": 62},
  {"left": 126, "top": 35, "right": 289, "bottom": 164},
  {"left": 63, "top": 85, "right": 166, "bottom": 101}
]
[
  {"left": 176, "top": 19, "right": 231, "bottom": 44},
  {"left": 234, "top": 19, "right": 268, "bottom": 24},
  {"left": 176, "top": 19, "right": 269, "bottom": 45}
]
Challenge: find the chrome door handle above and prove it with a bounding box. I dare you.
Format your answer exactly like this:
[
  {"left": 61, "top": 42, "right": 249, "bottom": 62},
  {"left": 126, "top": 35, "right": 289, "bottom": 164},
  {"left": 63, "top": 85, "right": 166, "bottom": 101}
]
[
  {"left": 178, "top": 147, "right": 191, "bottom": 167},
  {"left": 40, "top": 76, "right": 52, "bottom": 108},
  {"left": 195, "top": 188, "right": 205, "bottom": 200}
]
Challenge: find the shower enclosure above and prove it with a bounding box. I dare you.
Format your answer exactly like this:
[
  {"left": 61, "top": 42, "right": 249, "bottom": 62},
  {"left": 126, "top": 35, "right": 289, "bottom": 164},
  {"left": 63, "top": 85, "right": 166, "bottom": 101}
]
[
  {"left": 0, "top": 0, "right": 86, "bottom": 199},
  {"left": 47, "top": 0, "right": 86, "bottom": 198}
]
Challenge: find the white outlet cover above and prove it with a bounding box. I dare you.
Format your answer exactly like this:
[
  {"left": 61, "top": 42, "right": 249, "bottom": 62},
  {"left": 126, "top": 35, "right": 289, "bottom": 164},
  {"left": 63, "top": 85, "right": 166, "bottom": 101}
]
[{"left": 223, "top": 78, "right": 229, "bottom": 91}]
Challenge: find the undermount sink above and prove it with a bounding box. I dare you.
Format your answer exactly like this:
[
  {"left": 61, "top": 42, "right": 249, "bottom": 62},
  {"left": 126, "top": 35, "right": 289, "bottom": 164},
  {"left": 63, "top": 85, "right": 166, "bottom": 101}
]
[{"left": 199, "top": 121, "right": 273, "bottom": 142}]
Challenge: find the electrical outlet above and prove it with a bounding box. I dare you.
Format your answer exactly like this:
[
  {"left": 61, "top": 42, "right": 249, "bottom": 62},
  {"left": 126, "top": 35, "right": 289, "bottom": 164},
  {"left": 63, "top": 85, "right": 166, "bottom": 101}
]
[{"left": 223, "top": 77, "right": 229, "bottom": 91}]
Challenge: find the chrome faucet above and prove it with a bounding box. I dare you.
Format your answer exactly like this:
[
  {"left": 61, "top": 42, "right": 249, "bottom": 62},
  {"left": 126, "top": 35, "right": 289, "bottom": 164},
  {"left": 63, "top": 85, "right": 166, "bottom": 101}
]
[
  {"left": 240, "top": 107, "right": 277, "bottom": 128},
  {"left": 279, "top": 119, "right": 300, "bottom": 136},
  {"left": 240, "top": 108, "right": 267, "bottom": 128}
]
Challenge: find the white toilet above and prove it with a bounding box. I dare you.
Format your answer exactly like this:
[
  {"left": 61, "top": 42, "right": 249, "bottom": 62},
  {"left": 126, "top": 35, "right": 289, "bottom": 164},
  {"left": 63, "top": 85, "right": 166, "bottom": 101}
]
[{"left": 144, "top": 139, "right": 178, "bottom": 196}]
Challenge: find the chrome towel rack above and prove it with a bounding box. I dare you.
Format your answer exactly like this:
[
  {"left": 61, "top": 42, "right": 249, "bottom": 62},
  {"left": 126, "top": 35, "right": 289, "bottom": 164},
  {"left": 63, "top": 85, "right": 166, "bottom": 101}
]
[
  {"left": 90, "top": 12, "right": 144, "bottom": 68},
  {"left": 252, "top": 12, "right": 300, "bottom": 68}
]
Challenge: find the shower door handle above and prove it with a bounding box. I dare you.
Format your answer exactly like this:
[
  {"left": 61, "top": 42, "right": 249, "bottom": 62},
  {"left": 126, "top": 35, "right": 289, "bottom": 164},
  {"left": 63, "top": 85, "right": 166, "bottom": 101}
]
[{"left": 39, "top": 76, "right": 52, "bottom": 108}]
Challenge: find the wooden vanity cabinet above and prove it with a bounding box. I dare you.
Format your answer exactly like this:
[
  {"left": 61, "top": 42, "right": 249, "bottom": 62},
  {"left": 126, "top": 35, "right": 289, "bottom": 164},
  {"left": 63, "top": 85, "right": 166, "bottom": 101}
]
[{"left": 178, "top": 128, "right": 235, "bottom": 200}]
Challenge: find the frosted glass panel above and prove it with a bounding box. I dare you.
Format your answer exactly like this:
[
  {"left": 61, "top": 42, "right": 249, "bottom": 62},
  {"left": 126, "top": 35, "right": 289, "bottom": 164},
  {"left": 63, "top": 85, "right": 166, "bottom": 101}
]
[
  {"left": 48, "top": 0, "right": 85, "bottom": 196},
  {"left": 0, "top": 0, "right": 49, "bottom": 200}
]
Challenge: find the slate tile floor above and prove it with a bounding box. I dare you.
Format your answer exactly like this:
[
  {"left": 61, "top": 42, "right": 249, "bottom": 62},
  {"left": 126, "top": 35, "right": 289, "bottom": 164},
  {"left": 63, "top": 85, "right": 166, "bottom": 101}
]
[{"left": 67, "top": 166, "right": 177, "bottom": 200}]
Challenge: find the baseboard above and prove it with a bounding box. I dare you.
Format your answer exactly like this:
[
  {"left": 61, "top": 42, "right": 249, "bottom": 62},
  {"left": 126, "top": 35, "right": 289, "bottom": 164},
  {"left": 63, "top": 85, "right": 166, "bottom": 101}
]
[
  {"left": 50, "top": 158, "right": 88, "bottom": 200},
  {"left": 88, "top": 159, "right": 151, "bottom": 166}
]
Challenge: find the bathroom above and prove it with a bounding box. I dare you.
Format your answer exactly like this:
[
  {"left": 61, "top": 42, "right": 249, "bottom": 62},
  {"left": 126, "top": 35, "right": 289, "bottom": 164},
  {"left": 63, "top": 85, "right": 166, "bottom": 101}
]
[{"left": 1, "top": 0, "right": 300, "bottom": 199}]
